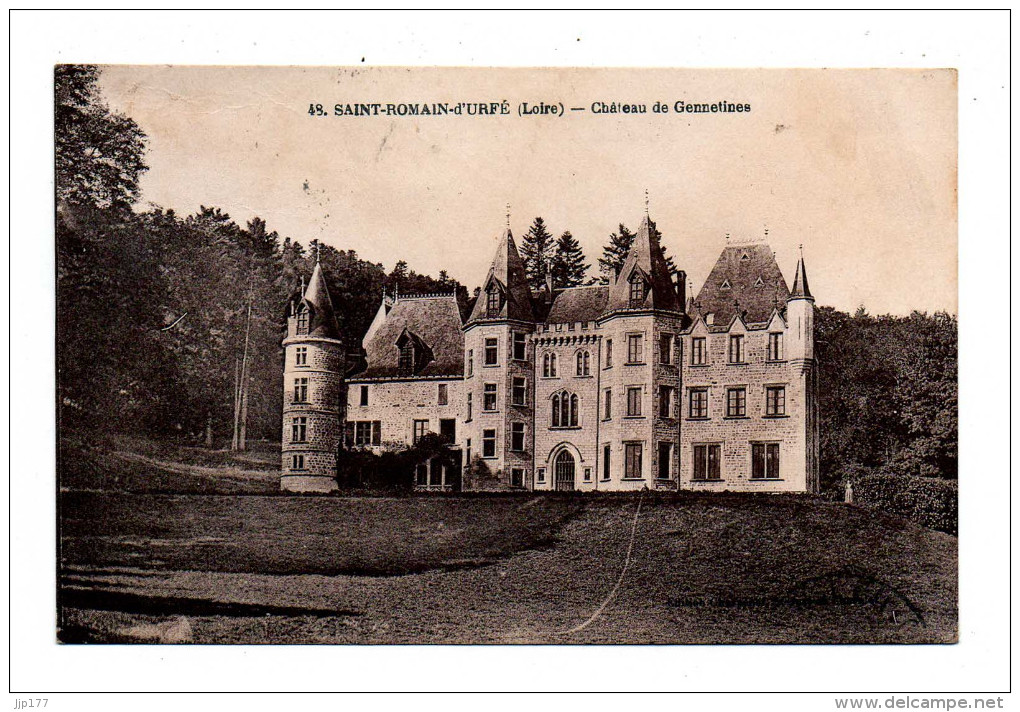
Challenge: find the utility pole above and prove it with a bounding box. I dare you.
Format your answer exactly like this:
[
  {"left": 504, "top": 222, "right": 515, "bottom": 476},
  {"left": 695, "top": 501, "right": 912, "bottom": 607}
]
[{"left": 233, "top": 275, "right": 255, "bottom": 451}]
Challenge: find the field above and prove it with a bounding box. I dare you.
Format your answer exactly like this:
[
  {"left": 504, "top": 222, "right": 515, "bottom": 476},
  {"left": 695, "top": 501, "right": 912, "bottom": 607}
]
[{"left": 58, "top": 440, "right": 957, "bottom": 644}]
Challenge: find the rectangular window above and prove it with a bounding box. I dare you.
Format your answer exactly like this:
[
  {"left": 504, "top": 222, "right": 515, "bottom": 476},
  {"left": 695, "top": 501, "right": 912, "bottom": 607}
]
[
  {"left": 693, "top": 444, "right": 721, "bottom": 480},
  {"left": 465, "top": 438, "right": 471, "bottom": 467},
  {"left": 728, "top": 334, "right": 744, "bottom": 364},
  {"left": 415, "top": 463, "right": 428, "bottom": 486},
  {"left": 466, "top": 392, "right": 473, "bottom": 421},
  {"left": 359, "top": 385, "right": 369, "bottom": 406},
  {"left": 658, "top": 385, "right": 675, "bottom": 418},
  {"left": 659, "top": 333, "right": 674, "bottom": 364},
  {"left": 467, "top": 349, "right": 474, "bottom": 377},
  {"left": 691, "top": 336, "right": 707, "bottom": 365},
  {"left": 657, "top": 442, "right": 673, "bottom": 480},
  {"left": 354, "top": 421, "right": 374, "bottom": 446},
  {"left": 752, "top": 443, "right": 781, "bottom": 479},
  {"left": 726, "top": 387, "right": 747, "bottom": 417},
  {"left": 512, "top": 377, "right": 527, "bottom": 406},
  {"left": 629, "top": 278, "right": 645, "bottom": 306},
  {"left": 372, "top": 421, "right": 381, "bottom": 446},
  {"left": 511, "top": 468, "right": 524, "bottom": 488},
  {"left": 487, "top": 290, "right": 501, "bottom": 317},
  {"left": 484, "top": 337, "right": 498, "bottom": 365},
  {"left": 438, "top": 383, "right": 448, "bottom": 406},
  {"left": 295, "top": 346, "right": 308, "bottom": 366},
  {"left": 626, "top": 387, "right": 642, "bottom": 417},
  {"left": 482, "top": 428, "right": 496, "bottom": 458},
  {"left": 291, "top": 454, "right": 305, "bottom": 471},
  {"left": 439, "top": 418, "right": 456, "bottom": 443},
  {"left": 511, "top": 422, "right": 525, "bottom": 452},
  {"left": 625, "top": 443, "right": 643, "bottom": 479},
  {"left": 537, "top": 467, "right": 546, "bottom": 483},
  {"left": 603, "top": 388, "right": 612, "bottom": 420},
  {"left": 766, "top": 386, "right": 786, "bottom": 416},
  {"left": 412, "top": 419, "right": 429, "bottom": 444},
  {"left": 293, "top": 377, "right": 308, "bottom": 403},
  {"left": 689, "top": 388, "right": 709, "bottom": 419},
  {"left": 399, "top": 344, "right": 414, "bottom": 374},
  {"left": 627, "top": 334, "right": 643, "bottom": 364},
  {"left": 296, "top": 309, "right": 309, "bottom": 334},
  {"left": 768, "top": 332, "right": 784, "bottom": 361},
  {"left": 483, "top": 383, "right": 497, "bottom": 411},
  {"left": 583, "top": 467, "right": 592, "bottom": 482},
  {"left": 605, "top": 339, "right": 613, "bottom": 367},
  {"left": 291, "top": 417, "right": 307, "bottom": 443},
  {"left": 602, "top": 445, "right": 611, "bottom": 480},
  {"left": 513, "top": 332, "right": 527, "bottom": 360}
]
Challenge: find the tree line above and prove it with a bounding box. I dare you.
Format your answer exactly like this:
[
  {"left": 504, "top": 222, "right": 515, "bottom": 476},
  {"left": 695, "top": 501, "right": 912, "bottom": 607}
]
[{"left": 56, "top": 65, "right": 957, "bottom": 488}]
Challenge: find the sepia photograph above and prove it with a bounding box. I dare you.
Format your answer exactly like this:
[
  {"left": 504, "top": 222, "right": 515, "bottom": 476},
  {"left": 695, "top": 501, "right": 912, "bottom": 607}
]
[{"left": 54, "top": 65, "right": 959, "bottom": 647}]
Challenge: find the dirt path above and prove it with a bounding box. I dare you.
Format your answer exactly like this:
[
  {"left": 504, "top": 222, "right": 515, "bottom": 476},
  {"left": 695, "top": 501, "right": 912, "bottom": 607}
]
[{"left": 111, "top": 450, "right": 276, "bottom": 482}]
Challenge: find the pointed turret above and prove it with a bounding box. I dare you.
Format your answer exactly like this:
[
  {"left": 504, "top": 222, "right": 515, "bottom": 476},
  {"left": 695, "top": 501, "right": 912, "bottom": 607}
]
[
  {"left": 468, "top": 228, "right": 536, "bottom": 323},
  {"left": 300, "top": 260, "right": 342, "bottom": 339},
  {"left": 603, "top": 214, "right": 681, "bottom": 314},
  {"left": 790, "top": 255, "right": 813, "bottom": 301}
]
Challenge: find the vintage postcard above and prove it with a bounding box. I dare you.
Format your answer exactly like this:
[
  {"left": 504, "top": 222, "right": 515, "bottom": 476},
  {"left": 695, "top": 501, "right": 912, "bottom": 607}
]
[{"left": 55, "top": 66, "right": 957, "bottom": 645}]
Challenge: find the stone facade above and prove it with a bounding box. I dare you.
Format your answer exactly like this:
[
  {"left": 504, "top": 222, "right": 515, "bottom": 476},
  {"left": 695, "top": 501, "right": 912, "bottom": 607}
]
[{"left": 280, "top": 216, "right": 819, "bottom": 495}]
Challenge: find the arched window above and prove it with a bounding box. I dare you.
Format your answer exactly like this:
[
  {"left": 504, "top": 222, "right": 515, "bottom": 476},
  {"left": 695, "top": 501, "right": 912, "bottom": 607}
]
[
  {"left": 543, "top": 352, "right": 558, "bottom": 378},
  {"left": 552, "top": 391, "right": 578, "bottom": 427},
  {"left": 296, "top": 305, "right": 309, "bottom": 334},
  {"left": 576, "top": 350, "right": 590, "bottom": 376}
]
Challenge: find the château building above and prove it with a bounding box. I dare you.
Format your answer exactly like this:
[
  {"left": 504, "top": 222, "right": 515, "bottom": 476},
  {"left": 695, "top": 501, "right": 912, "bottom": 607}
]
[{"left": 280, "top": 214, "right": 818, "bottom": 494}]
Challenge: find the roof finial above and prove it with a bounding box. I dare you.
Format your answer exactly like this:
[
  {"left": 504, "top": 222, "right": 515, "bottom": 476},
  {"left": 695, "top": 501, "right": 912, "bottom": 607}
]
[
  {"left": 644, "top": 189, "right": 650, "bottom": 217},
  {"left": 799, "top": 243, "right": 804, "bottom": 256},
  {"left": 315, "top": 241, "right": 321, "bottom": 264},
  {"left": 764, "top": 225, "right": 769, "bottom": 238},
  {"left": 506, "top": 203, "right": 511, "bottom": 229}
]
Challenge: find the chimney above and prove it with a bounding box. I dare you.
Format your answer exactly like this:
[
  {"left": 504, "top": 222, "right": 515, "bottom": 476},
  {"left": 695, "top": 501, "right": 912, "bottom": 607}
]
[
  {"left": 675, "top": 270, "right": 687, "bottom": 303},
  {"left": 545, "top": 270, "right": 554, "bottom": 299}
]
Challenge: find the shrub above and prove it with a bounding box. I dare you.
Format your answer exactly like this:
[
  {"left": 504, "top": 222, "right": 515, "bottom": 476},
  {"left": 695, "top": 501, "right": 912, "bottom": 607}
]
[
  {"left": 336, "top": 433, "right": 459, "bottom": 492},
  {"left": 849, "top": 471, "right": 957, "bottom": 536}
]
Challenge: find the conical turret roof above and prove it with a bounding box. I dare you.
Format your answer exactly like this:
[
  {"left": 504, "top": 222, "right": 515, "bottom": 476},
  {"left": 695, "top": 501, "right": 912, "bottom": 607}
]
[
  {"left": 300, "top": 259, "right": 342, "bottom": 339},
  {"left": 790, "top": 255, "right": 813, "bottom": 300},
  {"left": 468, "top": 228, "right": 536, "bottom": 323},
  {"left": 603, "top": 215, "right": 681, "bottom": 314}
]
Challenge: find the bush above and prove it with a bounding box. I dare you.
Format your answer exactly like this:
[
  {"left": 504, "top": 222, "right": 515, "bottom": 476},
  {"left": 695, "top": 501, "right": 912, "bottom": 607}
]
[
  {"left": 849, "top": 471, "right": 957, "bottom": 536},
  {"left": 336, "top": 433, "right": 459, "bottom": 492}
]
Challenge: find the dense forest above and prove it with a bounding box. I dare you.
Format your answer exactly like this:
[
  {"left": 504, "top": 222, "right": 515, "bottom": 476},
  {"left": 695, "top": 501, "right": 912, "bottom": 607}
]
[{"left": 56, "top": 66, "right": 957, "bottom": 494}]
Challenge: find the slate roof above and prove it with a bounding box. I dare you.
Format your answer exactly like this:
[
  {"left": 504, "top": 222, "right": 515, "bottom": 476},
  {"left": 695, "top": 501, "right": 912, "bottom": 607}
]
[
  {"left": 354, "top": 295, "right": 465, "bottom": 379},
  {"left": 693, "top": 243, "right": 790, "bottom": 326},
  {"left": 545, "top": 285, "right": 609, "bottom": 324},
  {"left": 790, "top": 256, "right": 813, "bottom": 299},
  {"left": 604, "top": 215, "right": 682, "bottom": 314},
  {"left": 300, "top": 261, "right": 342, "bottom": 340},
  {"left": 467, "top": 228, "right": 536, "bottom": 323}
]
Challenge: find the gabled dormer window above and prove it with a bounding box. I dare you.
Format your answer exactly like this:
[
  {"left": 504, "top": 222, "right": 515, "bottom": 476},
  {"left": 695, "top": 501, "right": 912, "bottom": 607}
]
[
  {"left": 398, "top": 344, "right": 414, "bottom": 375},
  {"left": 296, "top": 305, "right": 309, "bottom": 334},
  {"left": 629, "top": 275, "right": 646, "bottom": 307},
  {"left": 486, "top": 288, "right": 502, "bottom": 318}
]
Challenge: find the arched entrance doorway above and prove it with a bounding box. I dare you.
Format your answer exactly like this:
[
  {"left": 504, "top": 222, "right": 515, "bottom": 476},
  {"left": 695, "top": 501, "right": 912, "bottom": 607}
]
[{"left": 554, "top": 449, "right": 576, "bottom": 491}]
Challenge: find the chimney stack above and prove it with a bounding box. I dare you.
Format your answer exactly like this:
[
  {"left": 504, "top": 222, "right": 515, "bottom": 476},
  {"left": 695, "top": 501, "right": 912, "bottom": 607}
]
[{"left": 675, "top": 270, "right": 687, "bottom": 303}]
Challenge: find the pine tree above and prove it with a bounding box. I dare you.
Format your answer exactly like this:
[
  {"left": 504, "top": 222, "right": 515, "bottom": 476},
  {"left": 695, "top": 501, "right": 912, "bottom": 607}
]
[
  {"left": 549, "top": 231, "right": 590, "bottom": 288},
  {"left": 519, "top": 216, "right": 555, "bottom": 291},
  {"left": 598, "top": 224, "right": 635, "bottom": 283}
]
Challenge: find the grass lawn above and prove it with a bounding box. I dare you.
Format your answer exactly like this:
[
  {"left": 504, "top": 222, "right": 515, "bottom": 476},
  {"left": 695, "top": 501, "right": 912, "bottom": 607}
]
[{"left": 60, "top": 489, "right": 957, "bottom": 645}]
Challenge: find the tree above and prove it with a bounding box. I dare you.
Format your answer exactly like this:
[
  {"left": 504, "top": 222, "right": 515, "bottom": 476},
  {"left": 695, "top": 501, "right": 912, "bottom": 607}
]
[
  {"left": 55, "top": 65, "right": 148, "bottom": 211},
  {"left": 598, "top": 224, "right": 635, "bottom": 282},
  {"left": 549, "top": 231, "right": 590, "bottom": 288},
  {"left": 519, "top": 217, "right": 555, "bottom": 290}
]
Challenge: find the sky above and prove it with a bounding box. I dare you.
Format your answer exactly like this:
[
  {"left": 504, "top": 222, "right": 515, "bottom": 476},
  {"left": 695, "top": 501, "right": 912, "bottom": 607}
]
[{"left": 100, "top": 66, "right": 957, "bottom": 315}]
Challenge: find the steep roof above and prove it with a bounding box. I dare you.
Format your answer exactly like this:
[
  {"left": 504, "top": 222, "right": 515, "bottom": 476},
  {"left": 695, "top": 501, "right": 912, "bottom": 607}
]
[
  {"left": 545, "top": 285, "right": 609, "bottom": 324},
  {"left": 467, "top": 228, "right": 536, "bottom": 323},
  {"left": 355, "top": 295, "right": 465, "bottom": 379},
  {"left": 603, "top": 215, "right": 681, "bottom": 314},
  {"left": 693, "top": 243, "right": 790, "bottom": 326},
  {"left": 790, "top": 255, "right": 813, "bottom": 300},
  {"left": 301, "top": 260, "right": 342, "bottom": 340}
]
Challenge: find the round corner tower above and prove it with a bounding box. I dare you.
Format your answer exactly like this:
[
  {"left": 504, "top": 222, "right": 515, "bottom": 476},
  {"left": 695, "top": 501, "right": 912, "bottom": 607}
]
[{"left": 281, "top": 259, "right": 345, "bottom": 493}]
